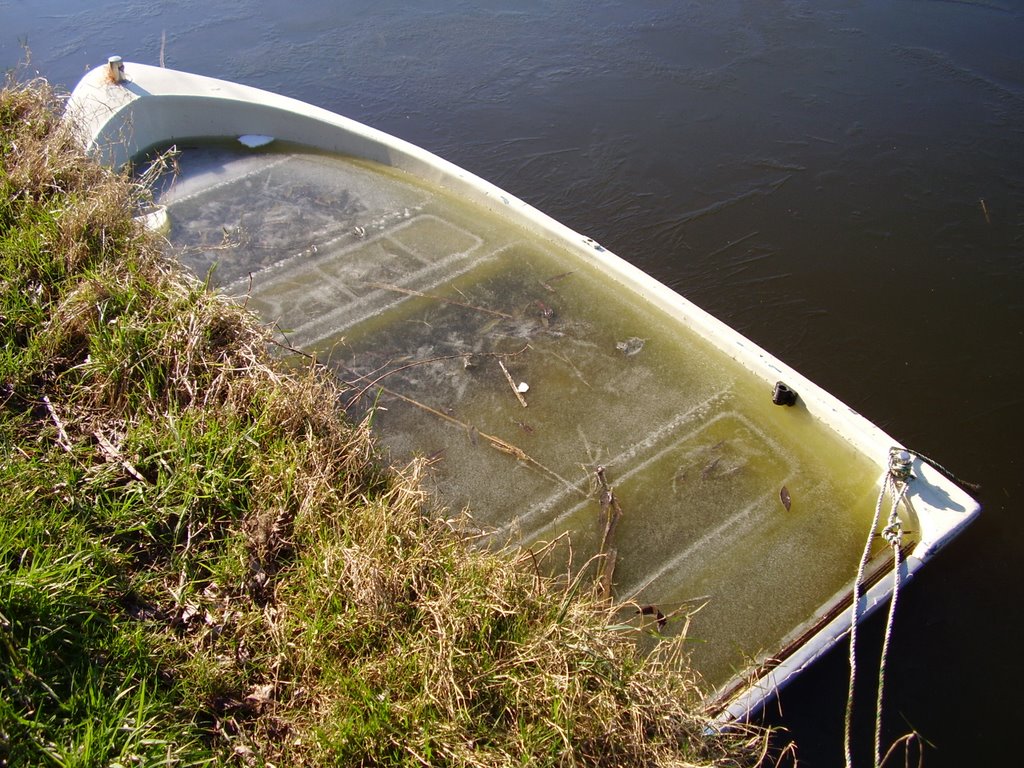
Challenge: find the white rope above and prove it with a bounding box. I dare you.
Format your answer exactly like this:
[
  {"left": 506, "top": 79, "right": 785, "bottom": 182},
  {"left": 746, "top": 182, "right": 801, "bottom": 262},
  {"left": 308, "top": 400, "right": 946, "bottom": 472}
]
[
  {"left": 844, "top": 449, "right": 911, "bottom": 768},
  {"left": 874, "top": 481, "right": 907, "bottom": 766},
  {"left": 844, "top": 469, "right": 888, "bottom": 768}
]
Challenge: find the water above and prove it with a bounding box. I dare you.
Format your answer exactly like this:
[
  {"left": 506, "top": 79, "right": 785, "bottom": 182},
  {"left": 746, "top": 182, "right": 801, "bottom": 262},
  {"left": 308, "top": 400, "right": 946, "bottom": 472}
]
[{"left": 5, "top": 1, "right": 1023, "bottom": 764}]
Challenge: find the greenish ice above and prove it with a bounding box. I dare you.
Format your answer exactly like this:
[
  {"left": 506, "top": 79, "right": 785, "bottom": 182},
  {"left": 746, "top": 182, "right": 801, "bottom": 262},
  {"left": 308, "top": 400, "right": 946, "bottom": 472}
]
[{"left": 155, "top": 141, "right": 890, "bottom": 687}]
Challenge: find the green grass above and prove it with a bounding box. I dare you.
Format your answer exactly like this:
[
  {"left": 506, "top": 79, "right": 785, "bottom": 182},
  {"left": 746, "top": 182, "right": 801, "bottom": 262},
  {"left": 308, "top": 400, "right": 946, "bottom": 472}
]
[{"left": 0, "top": 74, "right": 772, "bottom": 767}]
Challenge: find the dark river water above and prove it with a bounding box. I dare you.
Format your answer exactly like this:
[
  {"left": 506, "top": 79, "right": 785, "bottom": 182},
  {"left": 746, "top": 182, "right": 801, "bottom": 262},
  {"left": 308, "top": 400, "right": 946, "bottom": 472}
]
[{"left": 4, "top": 1, "right": 1022, "bottom": 765}]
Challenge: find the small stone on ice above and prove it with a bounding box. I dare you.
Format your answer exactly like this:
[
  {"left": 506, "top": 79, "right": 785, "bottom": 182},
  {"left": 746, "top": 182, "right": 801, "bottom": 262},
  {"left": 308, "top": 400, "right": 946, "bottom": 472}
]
[
  {"left": 616, "top": 337, "right": 646, "bottom": 357},
  {"left": 517, "top": 382, "right": 530, "bottom": 393}
]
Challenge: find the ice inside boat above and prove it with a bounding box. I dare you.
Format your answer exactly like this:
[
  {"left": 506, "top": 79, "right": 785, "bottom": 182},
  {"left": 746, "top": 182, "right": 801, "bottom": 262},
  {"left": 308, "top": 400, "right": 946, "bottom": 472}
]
[
  {"left": 65, "top": 61, "right": 980, "bottom": 719},
  {"left": 154, "top": 141, "right": 888, "bottom": 686}
]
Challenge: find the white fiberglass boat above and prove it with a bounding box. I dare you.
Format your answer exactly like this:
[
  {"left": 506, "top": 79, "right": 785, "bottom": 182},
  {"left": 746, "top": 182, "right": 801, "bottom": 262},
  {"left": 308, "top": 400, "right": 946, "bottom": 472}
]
[{"left": 66, "top": 58, "right": 980, "bottom": 722}]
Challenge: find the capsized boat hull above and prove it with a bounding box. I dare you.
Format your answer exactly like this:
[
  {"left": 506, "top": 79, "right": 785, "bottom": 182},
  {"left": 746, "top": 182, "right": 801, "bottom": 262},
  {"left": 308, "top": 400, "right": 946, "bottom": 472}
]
[{"left": 66, "top": 61, "right": 980, "bottom": 721}]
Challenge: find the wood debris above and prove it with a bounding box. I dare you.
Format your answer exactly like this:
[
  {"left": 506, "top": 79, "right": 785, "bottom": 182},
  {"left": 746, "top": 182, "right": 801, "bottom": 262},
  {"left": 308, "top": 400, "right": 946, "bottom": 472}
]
[
  {"left": 595, "top": 466, "right": 624, "bottom": 600},
  {"left": 498, "top": 359, "right": 528, "bottom": 407}
]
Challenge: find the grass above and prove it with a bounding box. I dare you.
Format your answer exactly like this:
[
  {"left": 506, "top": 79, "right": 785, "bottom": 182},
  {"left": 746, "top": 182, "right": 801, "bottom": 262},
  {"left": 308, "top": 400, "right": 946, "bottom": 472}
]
[{"left": 0, "top": 73, "right": 773, "bottom": 767}]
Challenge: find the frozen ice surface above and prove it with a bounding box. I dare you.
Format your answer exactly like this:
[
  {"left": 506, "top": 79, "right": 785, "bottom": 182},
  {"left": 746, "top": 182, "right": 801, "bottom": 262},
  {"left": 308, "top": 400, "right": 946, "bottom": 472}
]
[{"left": 156, "top": 143, "right": 889, "bottom": 686}]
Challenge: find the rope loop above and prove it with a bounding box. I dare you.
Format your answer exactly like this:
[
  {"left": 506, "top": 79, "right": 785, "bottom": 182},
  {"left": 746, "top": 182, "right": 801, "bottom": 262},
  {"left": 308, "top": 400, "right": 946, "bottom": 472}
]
[
  {"left": 844, "top": 447, "right": 913, "bottom": 768},
  {"left": 888, "top": 447, "right": 915, "bottom": 483}
]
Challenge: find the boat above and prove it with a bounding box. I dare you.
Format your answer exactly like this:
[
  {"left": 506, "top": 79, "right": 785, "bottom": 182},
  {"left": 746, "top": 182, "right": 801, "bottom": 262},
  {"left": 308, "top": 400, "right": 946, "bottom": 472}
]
[{"left": 65, "top": 58, "right": 980, "bottom": 722}]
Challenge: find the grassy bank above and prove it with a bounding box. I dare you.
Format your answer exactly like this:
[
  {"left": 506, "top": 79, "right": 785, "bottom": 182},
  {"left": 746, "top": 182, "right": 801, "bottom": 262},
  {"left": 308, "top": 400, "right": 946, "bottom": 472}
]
[{"left": 0, "top": 75, "right": 771, "bottom": 767}]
